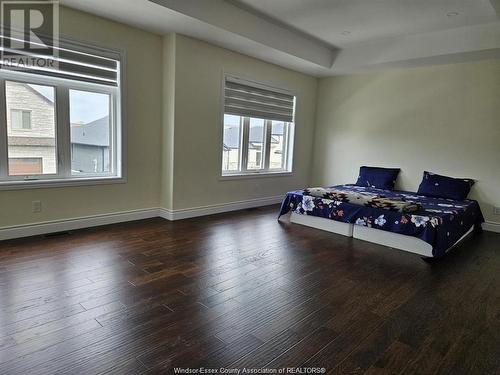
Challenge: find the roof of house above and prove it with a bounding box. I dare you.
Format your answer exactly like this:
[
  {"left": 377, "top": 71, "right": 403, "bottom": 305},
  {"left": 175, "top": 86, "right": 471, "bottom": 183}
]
[
  {"left": 25, "top": 84, "right": 55, "bottom": 105},
  {"left": 71, "top": 116, "right": 110, "bottom": 147}
]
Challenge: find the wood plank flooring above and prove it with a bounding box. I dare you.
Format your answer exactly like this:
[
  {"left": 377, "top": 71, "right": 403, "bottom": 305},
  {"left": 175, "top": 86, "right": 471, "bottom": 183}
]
[{"left": 0, "top": 205, "right": 499, "bottom": 374}]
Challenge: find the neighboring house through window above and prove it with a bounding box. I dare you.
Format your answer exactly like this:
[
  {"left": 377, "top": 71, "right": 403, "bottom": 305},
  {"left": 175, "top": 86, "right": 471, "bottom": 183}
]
[
  {"left": 70, "top": 111, "right": 111, "bottom": 174},
  {"left": 6, "top": 82, "right": 57, "bottom": 176}
]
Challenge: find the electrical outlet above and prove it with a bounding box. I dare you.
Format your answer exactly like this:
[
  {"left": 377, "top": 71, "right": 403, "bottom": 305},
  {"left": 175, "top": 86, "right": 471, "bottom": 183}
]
[
  {"left": 32, "top": 201, "right": 42, "bottom": 213},
  {"left": 494, "top": 207, "right": 500, "bottom": 216}
]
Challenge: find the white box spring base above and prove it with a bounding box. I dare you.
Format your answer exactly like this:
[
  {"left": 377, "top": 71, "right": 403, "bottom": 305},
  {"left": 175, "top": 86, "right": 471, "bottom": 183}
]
[
  {"left": 290, "top": 213, "right": 353, "bottom": 237},
  {"left": 287, "top": 212, "right": 474, "bottom": 258}
]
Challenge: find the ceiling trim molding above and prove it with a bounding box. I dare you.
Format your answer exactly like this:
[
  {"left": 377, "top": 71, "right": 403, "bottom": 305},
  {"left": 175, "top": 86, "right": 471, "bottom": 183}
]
[
  {"left": 350, "top": 48, "right": 500, "bottom": 75},
  {"left": 333, "top": 22, "right": 500, "bottom": 74}
]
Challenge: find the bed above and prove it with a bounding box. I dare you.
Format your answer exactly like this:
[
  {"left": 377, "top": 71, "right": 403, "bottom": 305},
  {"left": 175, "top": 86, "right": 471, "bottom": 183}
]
[{"left": 278, "top": 184, "right": 484, "bottom": 258}]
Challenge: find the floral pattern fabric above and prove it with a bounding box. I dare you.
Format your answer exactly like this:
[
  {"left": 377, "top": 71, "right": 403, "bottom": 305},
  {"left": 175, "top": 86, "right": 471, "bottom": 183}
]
[
  {"left": 304, "top": 186, "right": 421, "bottom": 213},
  {"left": 278, "top": 184, "right": 484, "bottom": 258}
]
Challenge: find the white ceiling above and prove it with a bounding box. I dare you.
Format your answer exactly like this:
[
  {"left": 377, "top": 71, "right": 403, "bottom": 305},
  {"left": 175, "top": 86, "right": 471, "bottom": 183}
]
[
  {"left": 234, "top": 0, "right": 498, "bottom": 47},
  {"left": 60, "top": 0, "right": 500, "bottom": 76}
]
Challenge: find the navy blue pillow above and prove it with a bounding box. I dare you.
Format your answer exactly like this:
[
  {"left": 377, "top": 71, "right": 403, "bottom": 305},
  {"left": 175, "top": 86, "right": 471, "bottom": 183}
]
[
  {"left": 355, "top": 166, "right": 400, "bottom": 190},
  {"left": 417, "top": 171, "right": 474, "bottom": 201}
]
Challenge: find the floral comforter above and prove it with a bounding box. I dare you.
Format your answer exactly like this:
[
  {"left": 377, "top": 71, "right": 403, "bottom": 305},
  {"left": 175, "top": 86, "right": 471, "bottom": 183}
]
[
  {"left": 304, "top": 187, "right": 421, "bottom": 213},
  {"left": 279, "top": 184, "right": 484, "bottom": 257}
]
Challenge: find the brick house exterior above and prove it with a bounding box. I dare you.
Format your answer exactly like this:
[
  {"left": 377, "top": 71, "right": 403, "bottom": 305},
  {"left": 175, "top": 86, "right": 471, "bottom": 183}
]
[{"left": 6, "top": 82, "right": 57, "bottom": 174}]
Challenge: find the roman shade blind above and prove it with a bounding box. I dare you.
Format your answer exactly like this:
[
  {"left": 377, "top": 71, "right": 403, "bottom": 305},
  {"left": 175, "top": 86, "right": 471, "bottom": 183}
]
[
  {"left": 0, "top": 35, "right": 121, "bottom": 86},
  {"left": 224, "top": 77, "right": 295, "bottom": 122}
]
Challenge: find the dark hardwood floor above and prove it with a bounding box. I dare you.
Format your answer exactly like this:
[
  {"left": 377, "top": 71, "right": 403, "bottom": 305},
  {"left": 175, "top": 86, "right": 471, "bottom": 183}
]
[{"left": 0, "top": 205, "right": 499, "bottom": 374}]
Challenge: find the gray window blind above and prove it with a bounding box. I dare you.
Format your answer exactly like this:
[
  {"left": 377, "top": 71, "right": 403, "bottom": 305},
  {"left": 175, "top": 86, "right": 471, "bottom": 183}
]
[
  {"left": 0, "top": 36, "right": 120, "bottom": 86},
  {"left": 224, "top": 78, "right": 295, "bottom": 122}
]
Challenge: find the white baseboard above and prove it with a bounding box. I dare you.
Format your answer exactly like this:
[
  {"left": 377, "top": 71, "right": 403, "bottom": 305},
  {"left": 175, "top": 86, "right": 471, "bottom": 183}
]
[
  {"left": 159, "top": 195, "right": 283, "bottom": 221},
  {"left": 0, "top": 208, "right": 159, "bottom": 241},
  {"left": 483, "top": 221, "right": 500, "bottom": 233},
  {"left": 0, "top": 196, "right": 283, "bottom": 241}
]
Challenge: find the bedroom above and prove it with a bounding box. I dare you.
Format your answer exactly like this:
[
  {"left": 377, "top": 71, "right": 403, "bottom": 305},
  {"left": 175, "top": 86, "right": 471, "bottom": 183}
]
[{"left": 0, "top": 0, "right": 499, "bottom": 373}]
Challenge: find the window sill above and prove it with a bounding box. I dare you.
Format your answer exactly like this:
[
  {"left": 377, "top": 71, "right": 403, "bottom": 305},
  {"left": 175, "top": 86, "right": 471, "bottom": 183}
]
[
  {"left": 0, "top": 176, "right": 126, "bottom": 190},
  {"left": 220, "top": 171, "right": 293, "bottom": 181}
]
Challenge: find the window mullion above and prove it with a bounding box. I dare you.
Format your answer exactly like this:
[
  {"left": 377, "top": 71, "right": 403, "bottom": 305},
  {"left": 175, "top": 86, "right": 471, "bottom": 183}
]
[
  {"left": 241, "top": 117, "right": 250, "bottom": 173},
  {"left": 263, "top": 120, "right": 272, "bottom": 171},
  {"left": 282, "top": 123, "right": 289, "bottom": 170},
  {"left": 0, "top": 78, "right": 7, "bottom": 178},
  {"left": 56, "top": 85, "right": 71, "bottom": 178},
  {"left": 111, "top": 91, "right": 118, "bottom": 176}
]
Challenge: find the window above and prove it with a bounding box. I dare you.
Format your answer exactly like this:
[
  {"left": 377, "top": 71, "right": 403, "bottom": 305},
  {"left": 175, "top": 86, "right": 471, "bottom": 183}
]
[
  {"left": 70, "top": 90, "right": 112, "bottom": 175},
  {"left": 11, "top": 110, "right": 32, "bottom": 130},
  {"left": 6, "top": 82, "right": 57, "bottom": 176},
  {"left": 270, "top": 121, "right": 288, "bottom": 170},
  {"left": 0, "top": 38, "right": 123, "bottom": 187},
  {"left": 222, "top": 76, "right": 295, "bottom": 176},
  {"left": 247, "top": 118, "right": 265, "bottom": 170},
  {"left": 222, "top": 114, "right": 242, "bottom": 172}
]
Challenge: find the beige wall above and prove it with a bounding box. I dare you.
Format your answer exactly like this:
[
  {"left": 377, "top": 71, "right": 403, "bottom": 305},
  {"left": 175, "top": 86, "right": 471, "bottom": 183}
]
[
  {"left": 0, "top": 7, "right": 163, "bottom": 227},
  {"left": 168, "top": 34, "right": 318, "bottom": 210},
  {"left": 312, "top": 59, "right": 500, "bottom": 224}
]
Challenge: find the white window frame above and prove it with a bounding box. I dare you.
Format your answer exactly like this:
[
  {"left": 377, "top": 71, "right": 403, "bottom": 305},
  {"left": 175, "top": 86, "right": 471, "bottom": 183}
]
[
  {"left": 220, "top": 74, "right": 296, "bottom": 179},
  {"left": 0, "top": 53, "right": 125, "bottom": 190}
]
